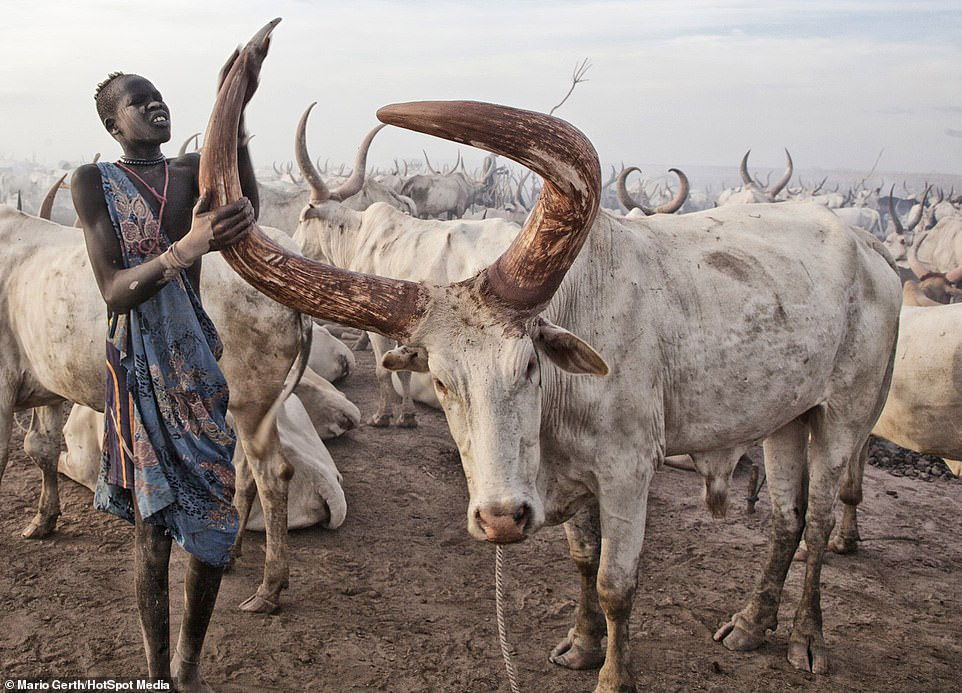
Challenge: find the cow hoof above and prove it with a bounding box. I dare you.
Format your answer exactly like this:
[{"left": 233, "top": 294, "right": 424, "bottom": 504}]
[
  {"left": 549, "top": 634, "right": 604, "bottom": 670},
  {"left": 788, "top": 635, "right": 829, "bottom": 674},
  {"left": 21, "top": 513, "right": 58, "bottom": 539},
  {"left": 239, "top": 592, "right": 279, "bottom": 614},
  {"left": 828, "top": 533, "right": 859, "bottom": 555},
  {"left": 713, "top": 619, "right": 765, "bottom": 652},
  {"left": 395, "top": 413, "right": 418, "bottom": 428},
  {"left": 369, "top": 413, "right": 392, "bottom": 428}
]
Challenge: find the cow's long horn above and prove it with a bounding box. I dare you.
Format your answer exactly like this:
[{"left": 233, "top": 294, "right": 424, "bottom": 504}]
[
  {"left": 515, "top": 169, "right": 530, "bottom": 209},
  {"left": 38, "top": 173, "right": 67, "bottom": 220},
  {"left": 888, "top": 185, "right": 905, "bottom": 235},
  {"left": 907, "top": 231, "right": 931, "bottom": 280},
  {"left": 378, "top": 101, "right": 601, "bottom": 313},
  {"left": 739, "top": 150, "right": 753, "bottom": 187},
  {"left": 296, "top": 103, "right": 329, "bottom": 203},
  {"left": 905, "top": 185, "right": 930, "bottom": 232},
  {"left": 200, "top": 18, "right": 428, "bottom": 342},
  {"left": 615, "top": 166, "right": 643, "bottom": 211},
  {"left": 768, "top": 148, "right": 793, "bottom": 197},
  {"left": 648, "top": 168, "right": 689, "bottom": 214},
  {"left": 329, "top": 122, "right": 384, "bottom": 201},
  {"left": 178, "top": 132, "right": 201, "bottom": 157},
  {"left": 423, "top": 150, "right": 439, "bottom": 175}
]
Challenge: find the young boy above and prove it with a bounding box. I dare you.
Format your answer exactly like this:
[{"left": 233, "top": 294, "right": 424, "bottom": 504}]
[{"left": 72, "top": 51, "right": 263, "bottom": 692}]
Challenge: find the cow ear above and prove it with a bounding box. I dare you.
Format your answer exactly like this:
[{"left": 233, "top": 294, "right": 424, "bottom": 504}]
[
  {"left": 381, "top": 345, "right": 429, "bottom": 373},
  {"left": 533, "top": 319, "right": 608, "bottom": 376}
]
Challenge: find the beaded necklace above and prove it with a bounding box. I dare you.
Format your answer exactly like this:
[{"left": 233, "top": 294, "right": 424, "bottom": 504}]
[{"left": 115, "top": 159, "right": 170, "bottom": 227}]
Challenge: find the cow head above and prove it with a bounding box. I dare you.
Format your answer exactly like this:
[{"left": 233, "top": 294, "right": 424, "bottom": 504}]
[
  {"left": 199, "top": 22, "right": 605, "bottom": 544},
  {"left": 381, "top": 289, "right": 606, "bottom": 542}
]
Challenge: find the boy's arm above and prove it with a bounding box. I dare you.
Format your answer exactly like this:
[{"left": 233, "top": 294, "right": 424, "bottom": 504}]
[{"left": 74, "top": 164, "right": 253, "bottom": 314}]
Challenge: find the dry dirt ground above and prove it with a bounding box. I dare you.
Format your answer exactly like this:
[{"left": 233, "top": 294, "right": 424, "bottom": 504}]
[{"left": 2, "top": 349, "right": 961, "bottom": 692}]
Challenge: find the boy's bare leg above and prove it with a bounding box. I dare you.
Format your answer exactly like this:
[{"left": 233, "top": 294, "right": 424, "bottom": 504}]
[
  {"left": 134, "top": 503, "right": 173, "bottom": 682},
  {"left": 171, "top": 556, "right": 225, "bottom": 693}
]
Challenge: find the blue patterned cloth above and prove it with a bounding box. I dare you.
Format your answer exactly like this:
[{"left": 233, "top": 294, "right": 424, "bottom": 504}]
[{"left": 93, "top": 162, "right": 239, "bottom": 567}]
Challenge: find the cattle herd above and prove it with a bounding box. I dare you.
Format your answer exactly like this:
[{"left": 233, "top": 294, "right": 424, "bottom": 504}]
[{"left": 1, "top": 19, "right": 961, "bottom": 693}]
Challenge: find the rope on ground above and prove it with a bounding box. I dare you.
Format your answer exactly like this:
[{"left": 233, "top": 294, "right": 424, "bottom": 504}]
[{"left": 495, "top": 545, "right": 522, "bottom": 693}]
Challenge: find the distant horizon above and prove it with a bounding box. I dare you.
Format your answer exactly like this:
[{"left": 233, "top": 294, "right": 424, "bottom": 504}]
[{"left": 1, "top": 1, "right": 959, "bottom": 177}]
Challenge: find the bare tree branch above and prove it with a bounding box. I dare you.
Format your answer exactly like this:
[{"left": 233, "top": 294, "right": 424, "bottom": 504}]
[{"left": 549, "top": 58, "right": 591, "bottom": 116}]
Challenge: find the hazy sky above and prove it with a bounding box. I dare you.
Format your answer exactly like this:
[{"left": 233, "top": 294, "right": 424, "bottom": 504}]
[{"left": 1, "top": 1, "right": 960, "bottom": 175}]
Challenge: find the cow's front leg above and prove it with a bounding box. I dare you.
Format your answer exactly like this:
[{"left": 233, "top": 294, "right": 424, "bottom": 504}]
[
  {"left": 550, "top": 501, "right": 606, "bottom": 670},
  {"left": 393, "top": 369, "right": 417, "bottom": 428},
  {"left": 22, "top": 404, "right": 65, "bottom": 538},
  {"left": 592, "top": 464, "right": 654, "bottom": 693},
  {"left": 370, "top": 334, "right": 403, "bottom": 427}
]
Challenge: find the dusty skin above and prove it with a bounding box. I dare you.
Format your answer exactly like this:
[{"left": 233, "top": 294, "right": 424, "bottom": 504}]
[{"left": 1, "top": 350, "right": 960, "bottom": 692}]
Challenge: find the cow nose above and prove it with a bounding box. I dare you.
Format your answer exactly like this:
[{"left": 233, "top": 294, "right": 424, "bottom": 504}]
[{"left": 476, "top": 503, "right": 530, "bottom": 543}]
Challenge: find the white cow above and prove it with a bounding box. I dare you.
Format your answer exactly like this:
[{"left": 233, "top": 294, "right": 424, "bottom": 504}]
[
  {"left": 915, "top": 214, "right": 962, "bottom": 274},
  {"left": 717, "top": 149, "right": 793, "bottom": 205},
  {"left": 830, "top": 206, "right": 883, "bottom": 240},
  {"left": 0, "top": 208, "right": 339, "bottom": 613},
  {"left": 206, "top": 71, "right": 900, "bottom": 690},
  {"left": 830, "top": 296, "right": 962, "bottom": 558},
  {"left": 293, "top": 104, "right": 521, "bottom": 424},
  {"left": 399, "top": 154, "right": 497, "bottom": 219}
]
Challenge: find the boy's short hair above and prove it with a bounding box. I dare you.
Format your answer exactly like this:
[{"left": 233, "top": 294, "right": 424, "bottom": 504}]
[{"left": 94, "top": 72, "right": 127, "bottom": 124}]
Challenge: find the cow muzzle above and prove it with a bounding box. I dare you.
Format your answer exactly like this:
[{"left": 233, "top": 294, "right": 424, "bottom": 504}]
[{"left": 475, "top": 502, "right": 531, "bottom": 544}]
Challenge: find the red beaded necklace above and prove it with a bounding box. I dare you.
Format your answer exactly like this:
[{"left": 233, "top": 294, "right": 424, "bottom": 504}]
[{"left": 116, "top": 159, "right": 170, "bottom": 227}]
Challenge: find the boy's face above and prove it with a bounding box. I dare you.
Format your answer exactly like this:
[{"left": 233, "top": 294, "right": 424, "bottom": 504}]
[{"left": 105, "top": 75, "right": 171, "bottom": 146}]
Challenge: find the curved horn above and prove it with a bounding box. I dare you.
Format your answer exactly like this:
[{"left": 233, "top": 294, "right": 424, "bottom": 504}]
[
  {"left": 888, "top": 186, "right": 905, "bottom": 235},
  {"left": 739, "top": 150, "right": 754, "bottom": 187},
  {"left": 812, "top": 176, "right": 827, "bottom": 195},
  {"left": 649, "top": 168, "right": 689, "bottom": 214},
  {"left": 378, "top": 100, "right": 601, "bottom": 314},
  {"left": 295, "top": 102, "right": 330, "bottom": 203},
  {"left": 38, "top": 173, "right": 67, "bottom": 220},
  {"left": 905, "top": 185, "right": 930, "bottom": 232},
  {"left": 92, "top": 152, "right": 101, "bottom": 164},
  {"left": 515, "top": 168, "right": 530, "bottom": 210},
  {"left": 329, "top": 123, "right": 385, "bottom": 201},
  {"left": 423, "top": 150, "right": 439, "bottom": 175},
  {"left": 615, "top": 166, "right": 643, "bottom": 211},
  {"left": 272, "top": 160, "right": 283, "bottom": 177},
  {"left": 768, "top": 148, "right": 793, "bottom": 197},
  {"left": 200, "top": 19, "right": 428, "bottom": 342},
  {"left": 907, "top": 231, "right": 931, "bottom": 280},
  {"left": 178, "top": 132, "right": 201, "bottom": 157}
]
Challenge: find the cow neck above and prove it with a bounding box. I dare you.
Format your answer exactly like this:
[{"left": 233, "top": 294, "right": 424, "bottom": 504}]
[{"left": 116, "top": 159, "right": 170, "bottom": 228}]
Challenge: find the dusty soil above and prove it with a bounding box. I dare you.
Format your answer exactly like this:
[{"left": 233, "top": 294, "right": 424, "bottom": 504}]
[{"left": 2, "top": 349, "right": 961, "bottom": 692}]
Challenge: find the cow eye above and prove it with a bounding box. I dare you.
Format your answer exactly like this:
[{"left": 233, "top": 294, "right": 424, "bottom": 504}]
[
  {"left": 433, "top": 377, "right": 448, "bottom": 396},
  {"left": 525, "top": 355, "right": 540, "bottom": 384}
]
